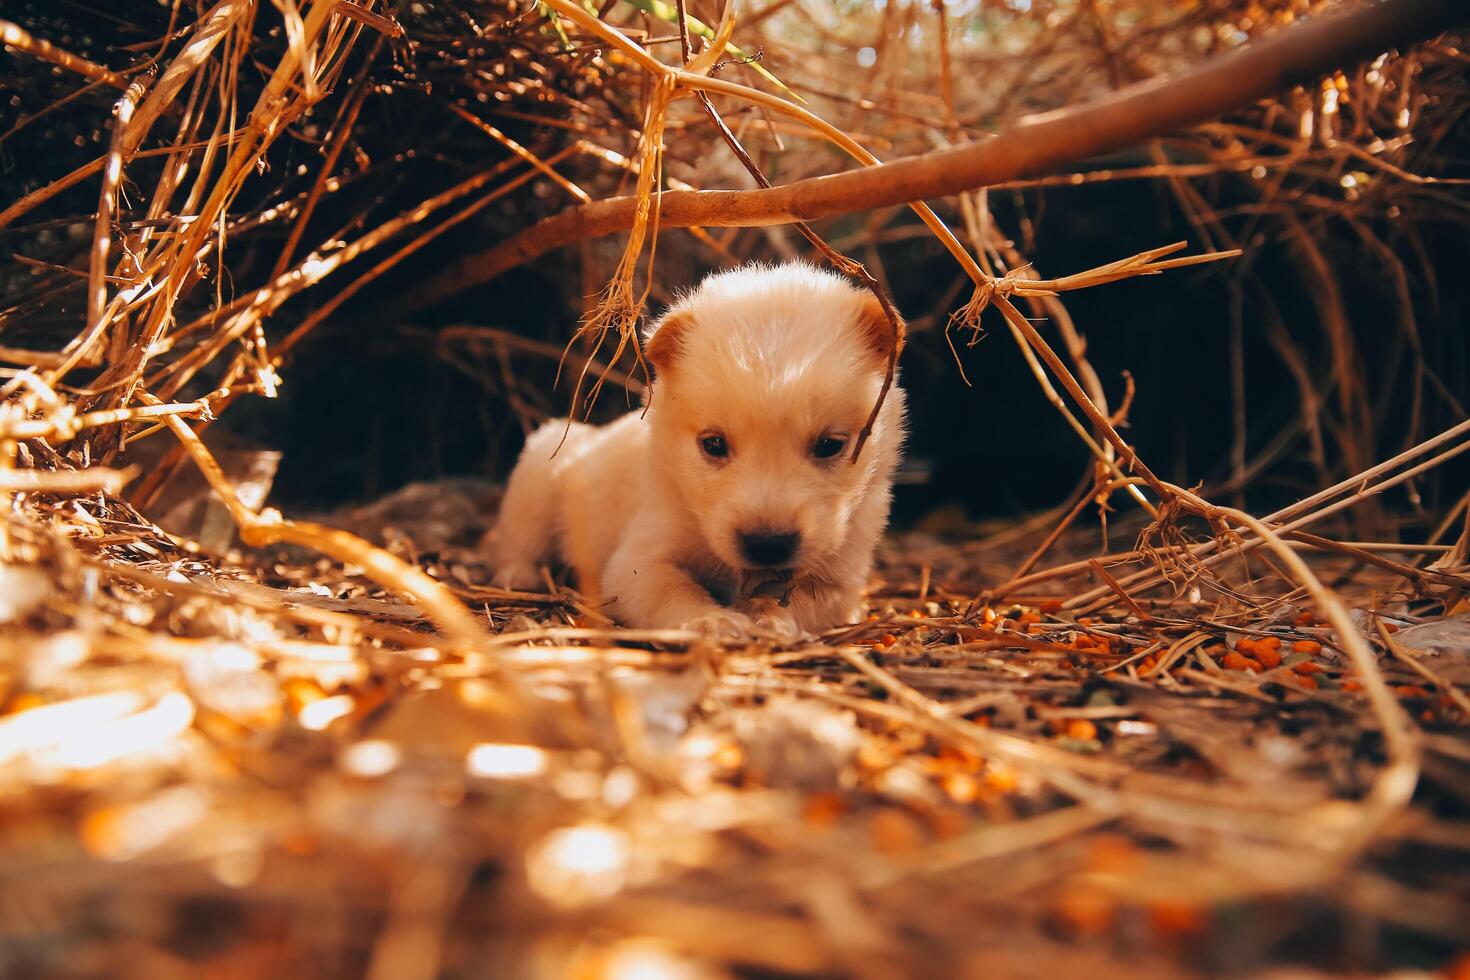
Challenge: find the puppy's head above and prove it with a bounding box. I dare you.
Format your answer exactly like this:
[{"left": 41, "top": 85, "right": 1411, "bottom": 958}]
[{"left": 642, "top": 263, "right": 906, "bottom": 576}]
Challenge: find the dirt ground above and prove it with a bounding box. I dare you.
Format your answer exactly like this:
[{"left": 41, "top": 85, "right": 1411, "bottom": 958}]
[{"left": 2, "top": 478, "right": 1467, "bottom": 979}]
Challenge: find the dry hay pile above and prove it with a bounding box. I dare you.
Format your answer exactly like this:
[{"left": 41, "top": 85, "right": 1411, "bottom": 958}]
[{"left": 2, "top": 0, "right": 1470, "bottom": 977}]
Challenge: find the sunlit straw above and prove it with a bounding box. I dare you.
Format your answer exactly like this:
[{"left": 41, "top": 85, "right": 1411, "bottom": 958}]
[
  {"left": 466, "top": 742, "right": 547, "bottom": 779},
  {"left": 298, "top": 694, "right": 354, "bottom": 731}
]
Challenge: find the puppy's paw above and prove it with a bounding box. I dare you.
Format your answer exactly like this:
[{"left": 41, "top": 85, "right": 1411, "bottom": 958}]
[
  {"left": 684, "top": 608, "right": 757, "bottom": 642},
  {"left": 493, "top": 561, "right": 544, "bottom": 592},
  {"left": 746, "top": 600, "right": 804, "bottom": 643},
  {"left": 755, "top": 615, "right": 804, "bottom": 643}
]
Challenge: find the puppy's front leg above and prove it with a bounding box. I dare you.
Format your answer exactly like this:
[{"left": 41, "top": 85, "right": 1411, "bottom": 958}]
[
  {"left": 603, "top": 525, "right": 752, "bottom": 638},
  {"left": 489, "top": 420, "right": 567, "bottom": 590}
]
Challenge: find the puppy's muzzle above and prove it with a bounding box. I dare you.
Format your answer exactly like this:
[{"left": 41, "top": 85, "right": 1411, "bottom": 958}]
[{"left": 738, "top": 529, "right": 799, "bottom": 568}]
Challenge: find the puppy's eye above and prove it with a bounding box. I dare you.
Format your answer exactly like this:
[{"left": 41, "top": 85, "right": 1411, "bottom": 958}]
[
  {"left": 699, "top": 433, "right": 729, "bottom": 458},
  {"left": 812, "top": 435, "right": 846, "bottom": 459}
]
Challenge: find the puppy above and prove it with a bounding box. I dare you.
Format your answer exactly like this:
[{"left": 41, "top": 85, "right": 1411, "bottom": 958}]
[{"left": 490, "top": 262, "right": 905, "bottom": 638}]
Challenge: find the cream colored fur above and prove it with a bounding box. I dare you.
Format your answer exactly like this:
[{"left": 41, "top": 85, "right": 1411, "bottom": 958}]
[{"left": 490, "top": 262, "right": 906, "bottom": 639}]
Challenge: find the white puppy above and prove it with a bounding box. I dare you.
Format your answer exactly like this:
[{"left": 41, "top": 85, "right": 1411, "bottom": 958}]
[{"left": 490, "top": 262, "right": 906, "bottom": 638}]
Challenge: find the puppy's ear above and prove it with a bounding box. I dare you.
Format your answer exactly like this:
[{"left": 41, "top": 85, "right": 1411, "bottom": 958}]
[
  {"left": 853, "top": 292, "right": 906, "bottom": 366},
  {"left": 643, "top": 309, "right": 694, "bottom": 375}
]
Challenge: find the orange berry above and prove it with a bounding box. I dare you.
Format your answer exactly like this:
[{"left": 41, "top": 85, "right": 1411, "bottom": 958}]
[
  {"left": 1293, "top": 661, "right": 1323, "bottom": 675},
  {"left": 937, "top": 745, "right": 981, "bottom": 770},
  {"left": 1223, "top": 652, "right": 1251, "bottom": 671},
  {"left": 984, "top": 763, "right": 1016, "bottom": 791},
  {"left": 870, "top": 809, "right": 924, "bottom": 854},
  {"left": 1384, "top": 622, "right": 1400, "bottom": 633},
  {"left": 802, "top": 792, "right": 847, "bottom": 828},
  {"left": 1396, "top": 685, "right": 1430, "bottom": 699},
  {"left": 6, "top": 693, "right": 46, "bottom": 715},
  {"left": 1040, "top": 599, "right": 1063, "bottom": 614},
  {"left": 1053, "top": 883, "right": 1115, "bottom": 937},
  {"left": 928, "top": 807, "right": 969, "bottom": 839},
  {"left": 943, "top": 772, "right": 980, "bottom": 804},
  {"left": 1258, "top": 636, "right": 1283, "bottom": 650},
  {"left": 1295, "top": 675, "right": 1319, "bottom": 690},
  {"left": 1342, "top": 680, "right": 1363, "bottom": 692},
  {"left": 1148, "top": 900, "right": 1207, "bottom": 938},
  {"left": 1066, "top": 719, "right": 1098, "bottom": 741},
  {"left": 1255, "top": 647, "right": 1282, "bottom": 669},
  {"left": 1292, "top": 640, "right": 1322, "bottom": 654},
  {"left": 882, "top": 633, "right": 897, "bottom": 647},
  {"left": 1085, "top": 834, "right": 1139, "bottom": 874},
  {"left": 283, "top": 678, "right": 327, "bottom": 710},
  {"left": 1445, "top": 950, "right": 1470, "bottom": 980},
  {"left": 1019, "top": 611, "right": 1041, "bottom": 624}
]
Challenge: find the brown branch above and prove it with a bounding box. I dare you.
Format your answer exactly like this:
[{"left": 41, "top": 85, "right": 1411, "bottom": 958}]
[{"left": 402, "top": 0, "right": 1464, "bottom": 309}]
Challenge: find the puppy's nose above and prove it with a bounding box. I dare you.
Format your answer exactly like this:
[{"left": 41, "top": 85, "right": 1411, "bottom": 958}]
[{"left": 738, "top": 529, "right": 799, "bottom": 567}]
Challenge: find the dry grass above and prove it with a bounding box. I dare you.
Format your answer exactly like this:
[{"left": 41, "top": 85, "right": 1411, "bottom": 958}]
[
  {"left": 1, "top": 0, "right": 1468, "bottom": 975},
  {"left": 1, "top": 468, "right": 1468, "bottom": 976}
]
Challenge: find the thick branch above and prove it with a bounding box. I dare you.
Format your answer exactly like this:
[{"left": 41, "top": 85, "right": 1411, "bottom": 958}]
[{"left": 403, "top": 0, "right": 1463, "bottom": 310}]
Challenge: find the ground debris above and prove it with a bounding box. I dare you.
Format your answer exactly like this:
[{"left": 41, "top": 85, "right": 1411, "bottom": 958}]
[{"left": 1, "top": 481, "right": 1468, "bottom": 978}]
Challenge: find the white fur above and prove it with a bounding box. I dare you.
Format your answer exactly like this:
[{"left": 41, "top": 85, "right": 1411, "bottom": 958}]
[{"left": 490, "top": 262, "right": 906, "bottom": 638}]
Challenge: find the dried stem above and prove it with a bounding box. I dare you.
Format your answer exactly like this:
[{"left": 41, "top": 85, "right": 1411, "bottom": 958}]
[
  {"left": 409, "top": 0, "right": 1464, "bottom": 298},
  {"left": 141, "top": 392, "right": 487, "bottom": 649}
]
